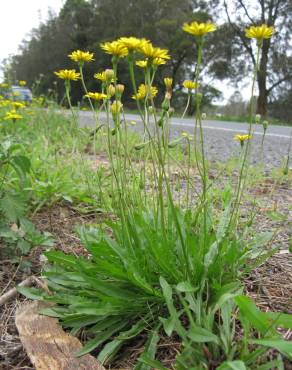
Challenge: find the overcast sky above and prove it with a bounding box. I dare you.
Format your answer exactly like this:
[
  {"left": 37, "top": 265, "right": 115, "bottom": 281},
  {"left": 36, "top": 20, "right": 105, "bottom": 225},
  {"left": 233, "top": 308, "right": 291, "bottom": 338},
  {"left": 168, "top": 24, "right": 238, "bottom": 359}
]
[
  {"left": 0, "top": 0, "right": 64, "bottom": 70},
  {"left": 0, "top": 0, "right": 250, "bottom": 102}
]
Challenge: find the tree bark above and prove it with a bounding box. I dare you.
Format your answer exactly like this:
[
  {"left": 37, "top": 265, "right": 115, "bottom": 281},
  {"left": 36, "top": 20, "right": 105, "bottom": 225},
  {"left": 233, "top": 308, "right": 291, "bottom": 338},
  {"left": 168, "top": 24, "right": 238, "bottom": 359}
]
[{"left": 256, "top": 39, "right": 270, "bottom": 117}]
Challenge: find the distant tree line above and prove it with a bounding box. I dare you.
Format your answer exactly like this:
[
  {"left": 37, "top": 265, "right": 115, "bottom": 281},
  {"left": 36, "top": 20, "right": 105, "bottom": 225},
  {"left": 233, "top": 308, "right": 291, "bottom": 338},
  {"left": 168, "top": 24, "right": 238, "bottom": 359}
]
[{"left": 3, "top": 0, "right": 292, "bottom": 123}]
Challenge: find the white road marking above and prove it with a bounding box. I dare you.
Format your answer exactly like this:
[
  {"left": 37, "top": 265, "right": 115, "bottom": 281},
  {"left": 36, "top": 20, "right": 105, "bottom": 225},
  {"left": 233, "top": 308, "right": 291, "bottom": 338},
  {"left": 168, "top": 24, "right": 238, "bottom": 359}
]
[
  {"left": 170, "top": 121, "right": 292, "bottom": 139},
  {"left": 79, "top": 111, "right": 292, "bottom": 140}
]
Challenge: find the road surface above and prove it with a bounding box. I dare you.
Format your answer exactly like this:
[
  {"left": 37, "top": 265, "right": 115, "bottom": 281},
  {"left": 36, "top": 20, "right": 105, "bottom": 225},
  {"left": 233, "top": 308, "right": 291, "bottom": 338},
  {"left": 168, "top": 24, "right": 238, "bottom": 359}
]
[{"left": 77, "top": 110, "right": 292, "bottom": 168}]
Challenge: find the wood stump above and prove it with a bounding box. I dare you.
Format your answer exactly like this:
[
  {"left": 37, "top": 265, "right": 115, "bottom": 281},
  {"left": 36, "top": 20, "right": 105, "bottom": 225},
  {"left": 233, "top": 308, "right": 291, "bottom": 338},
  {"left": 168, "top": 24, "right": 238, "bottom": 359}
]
[{"left": 15, "top": 301, "right": 105, "bottom": 370}]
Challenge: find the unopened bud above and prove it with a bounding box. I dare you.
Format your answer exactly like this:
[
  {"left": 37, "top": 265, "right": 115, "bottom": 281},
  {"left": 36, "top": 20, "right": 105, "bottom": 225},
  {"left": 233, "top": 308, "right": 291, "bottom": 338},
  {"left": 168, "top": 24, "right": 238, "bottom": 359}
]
[
  {"left": 201, "top": 113, "right": 207, "bottom": 120},
  {"left": 255, "top": 114, "right": 261, "bottom": 123},
  {"left": 105, "top": 69, "right": 114, "bottom": 81},
  {"left": 164, "top": 77, "right": 173, "bottom": 89},
  {"left": 107, "top": 84, "right": 115, "bottom": 97},
  {"left": 116, "top": 84, "right": 125, "bottom": 94},
  {"left": 262, "top": 120, "right": 268, "bottom": 131}
]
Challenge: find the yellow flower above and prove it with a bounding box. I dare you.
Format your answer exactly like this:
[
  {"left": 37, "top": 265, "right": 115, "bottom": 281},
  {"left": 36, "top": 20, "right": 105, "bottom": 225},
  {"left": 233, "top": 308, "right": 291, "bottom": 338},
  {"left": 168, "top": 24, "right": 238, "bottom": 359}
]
[
  {"left": 4, "top": 110, "right": 23, "bottom": 121},
  {"left": 54, "top": 69, "right": 80, "bottom": 81},
  {"left": 183, "top": 80, "right": 199, "bottom": 90},
  {"left": 12, "top": 101, "right": 26, "bottom": 110},
  {"left": 139, "top": 42, "right": 170, "bottom": 60},
  {"left": 84, "top": 92, "right": 107, "bottom": 101},
  {"left": 164, "top": 77, "right": 173, "bottom": 89},
  {"left": 234, "top": 134, "right": 252, "bottom": 146},
  {"left": 18, "top": 80, "right": 27, "bottom": 86},
  {"left": 118, "top": 37, "right": 149, "bottom": 52},
  {"left": 111, "top": 100, "right": 123, "bottom": 115},
  {"left": 152, "top": 57, "right": 167, "bottom": 66},
  {"left": 136, "top": 60, "right": 148, "bottom": 68},
  {"left": 245, "top": 24, "right": 274, "bottom": 40},
  {"left": 183, "top": 21, "right": 217, "bottom": 36},
  {"left": 132, "top": 84, "right": 158, "bottom": 100},
  {"left": 0, "top": 83, "right": 9, "bottom": 88},
  {"left": 100, "top": 41, "right": 128, "bottom": 57},
  {"left": 94, "top": 71, "right": 107, "bottom": 82},
  {"left": 68, "top": 50, "right": 94, "bottom": 63}
]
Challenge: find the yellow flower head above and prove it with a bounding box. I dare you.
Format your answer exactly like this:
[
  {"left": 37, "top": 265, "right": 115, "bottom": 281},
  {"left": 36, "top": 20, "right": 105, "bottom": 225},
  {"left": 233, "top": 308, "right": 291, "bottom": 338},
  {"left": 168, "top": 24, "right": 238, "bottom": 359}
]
[
  {"left": 18, "top": 80, "right": 27, "bottom": 86},
  {"left": 68, "top": 50, "right": 94, "bottom": 63},
  {"left": 4, "top": 110, "right": 23, "bottom": 121},
  {"left": 0, "top": 83, "right": 9, "bottom": 88},
  {"left": 234, "top": 134, "right": 252, "bottom": 146},
  {"left": 152, "top": 57, "right": 167, "bottom": 66},
  {"left": 85, "top": 92, "right": 107, "bottom": 101},
  {"left": 111, "top": 100, "right": 123, "bottom": 115},
  {"left": 183, "top": 21, "right": 216, "bottom": 37},
  {"left": 12, "top": 101, "right": 26, "bottom": 110},
  {"left": 118, "top": 37, "right": 149, "bottom": 52},
  {"left": 100, "top": 41, "right": 128, "bottom": 57},
  {"left": 139, "top": 42, "right": 170, "bottom": 61},
  {"left": 164, "top": 77, "right": 173, "bottom": 89},
  {"left": 183, "top": 80, "right": 199, "bottom": 90},
  {"left": 136, "top": 60, "right": 148, "bottom": 68},
  {"left": 94, "top": 71, "right": 107, "bottom": 82},
  {"left": 132, "top": 84, "right": 158, "bottom": 100},
  {"left": 54, "top": 69, "right": 80, "bottom": 81},
  {"left": 245, "top": 24, "right": 274, "bottom": 40}
]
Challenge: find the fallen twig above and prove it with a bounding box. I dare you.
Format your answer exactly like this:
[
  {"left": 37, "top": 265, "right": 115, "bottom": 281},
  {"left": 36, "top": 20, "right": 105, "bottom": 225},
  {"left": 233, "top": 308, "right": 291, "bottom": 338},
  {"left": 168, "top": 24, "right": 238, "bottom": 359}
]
[{"left": 0, "top": 276, "right": 49, "bottom": 306}]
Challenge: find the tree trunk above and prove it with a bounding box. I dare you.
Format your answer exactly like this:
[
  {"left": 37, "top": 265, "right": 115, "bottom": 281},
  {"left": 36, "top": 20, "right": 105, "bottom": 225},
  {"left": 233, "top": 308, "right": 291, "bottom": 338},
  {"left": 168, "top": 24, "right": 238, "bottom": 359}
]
[
  {"left": 256, "top": 39, "right": 270, "bottom": 117},
  {"left": 256, "top": 81, "right": 268, "bottom": 116}
]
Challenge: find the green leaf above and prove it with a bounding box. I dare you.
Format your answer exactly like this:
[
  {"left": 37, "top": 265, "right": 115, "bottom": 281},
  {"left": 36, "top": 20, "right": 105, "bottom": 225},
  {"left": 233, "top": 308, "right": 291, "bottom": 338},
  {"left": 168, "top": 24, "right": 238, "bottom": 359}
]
[
  {"left": 176, "top": 281, "right": 197, "bottom": 292},
  {"left": 266, "top": 312, "right": 292, "bottom": 329},
  {"left": 17, "top": 286, "right": 44, "bottom": 300},
  {"left": 137, "top": 354, "right": 168, "bottom": 370},
  {"left": 217, "top": 360, "right": 247, "bottom": 370},
  {"left": 17, "top": 239, "right": 32, "bottom": 254},
  {"left": 250, "top": 338, "right": 292, "bottom": 358},
  {"left": 98, "top": 318, "right": 148, "bottom": 364},
  {"left": 235, "top": 295, "right": 274, "bottom": 335},
  {"left": 75, "top": 320, "right": 126, "bottom": 356},
  {"left": 265, "top": 211, "right": 287, "bottom": 221},
  {"left": 11, "top": 155, "right": 31, "bottom": 174},
  {"left": 204, "top": 241, "right": 218, "bottom": 268},
  {"left": 187, "top": 325, "right": 219, "bottom": 344},
  {"left": 134, "top": 327, "right": 160, "bottom": 370},
  {"left": 0, "top": 193, "right": 26, "bottom": 222}
]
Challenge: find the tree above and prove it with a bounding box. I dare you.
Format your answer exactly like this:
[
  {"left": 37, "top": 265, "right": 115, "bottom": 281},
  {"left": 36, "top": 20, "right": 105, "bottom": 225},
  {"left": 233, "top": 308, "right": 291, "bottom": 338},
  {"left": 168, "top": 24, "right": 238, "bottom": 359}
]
[
  {"left": 8, "top": 0, "right": 225, "bottom": 106},
  {"left": 223, "top": 0, "right": 292, "bottom": 116}
]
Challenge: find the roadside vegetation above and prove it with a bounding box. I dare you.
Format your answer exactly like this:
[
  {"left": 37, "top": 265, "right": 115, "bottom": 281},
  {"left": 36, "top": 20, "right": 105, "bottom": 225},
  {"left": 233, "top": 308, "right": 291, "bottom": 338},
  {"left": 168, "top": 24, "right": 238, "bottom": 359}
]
[{"left": 0, "top": 16, "right": 292, "bottom": 370}]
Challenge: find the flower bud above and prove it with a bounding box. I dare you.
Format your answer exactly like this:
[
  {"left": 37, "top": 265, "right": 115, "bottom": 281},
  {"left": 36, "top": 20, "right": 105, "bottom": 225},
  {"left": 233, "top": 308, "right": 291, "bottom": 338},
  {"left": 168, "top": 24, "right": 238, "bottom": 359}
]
[
  {"left": 116, "top": 84, "right": 125, "bottom": 94},
  {"left": 262, "top": 120, "right": 268, "bottom": 131},
  {"left": 105, "top": 69, "right": 115, "bottom": 81},
  {"left": 255, "top": 114, "right": 261, "bottom": 123},
  {"left": 164, "top": 77, "right": 173, "bottom": 90},
  {"left": 107, "top": 84, "right": 115, "bottom": 97},
  {"left": 201, "top": 113, "right": 207, "bottom": 120},
  {"left": 111, "top": 100, "right": 123, "bottom": 115}
]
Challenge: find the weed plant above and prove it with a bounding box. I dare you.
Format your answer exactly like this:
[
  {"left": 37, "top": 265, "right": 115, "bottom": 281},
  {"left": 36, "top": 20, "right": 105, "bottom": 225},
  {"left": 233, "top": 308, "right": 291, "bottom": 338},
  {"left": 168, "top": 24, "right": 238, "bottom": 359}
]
[{"left": 1, "top": 20, "right": 290, "bottom": 369}]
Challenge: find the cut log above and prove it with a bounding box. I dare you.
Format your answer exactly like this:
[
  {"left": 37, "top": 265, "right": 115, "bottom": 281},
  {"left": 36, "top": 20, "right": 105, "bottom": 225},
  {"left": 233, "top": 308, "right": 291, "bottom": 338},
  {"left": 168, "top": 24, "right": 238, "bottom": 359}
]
[{"left": 15, "top": 301, "right": 105, "bottom": 370}]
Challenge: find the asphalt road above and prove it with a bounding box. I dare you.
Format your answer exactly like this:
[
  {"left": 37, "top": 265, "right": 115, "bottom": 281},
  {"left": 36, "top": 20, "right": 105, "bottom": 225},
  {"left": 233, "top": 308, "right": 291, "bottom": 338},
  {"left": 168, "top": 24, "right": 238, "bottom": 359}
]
[{"left": 78, "top": 110, "right": 292, "bottom": 168}]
